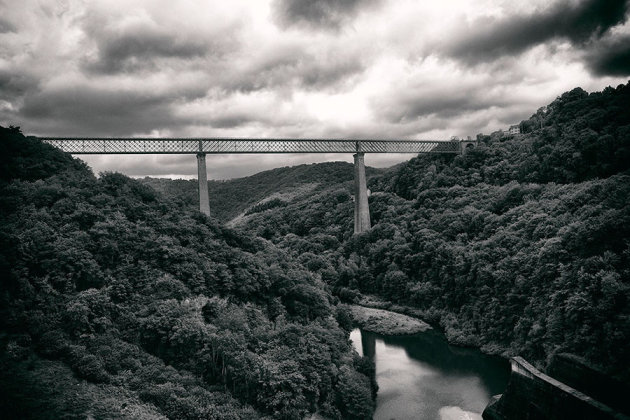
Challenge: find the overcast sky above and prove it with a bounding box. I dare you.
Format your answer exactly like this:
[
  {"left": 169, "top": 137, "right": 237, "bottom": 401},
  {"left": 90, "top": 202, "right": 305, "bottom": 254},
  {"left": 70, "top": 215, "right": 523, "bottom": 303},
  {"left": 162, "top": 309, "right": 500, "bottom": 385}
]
[{"left": 1, "top": 0, "right": 629, "bottom": 179}]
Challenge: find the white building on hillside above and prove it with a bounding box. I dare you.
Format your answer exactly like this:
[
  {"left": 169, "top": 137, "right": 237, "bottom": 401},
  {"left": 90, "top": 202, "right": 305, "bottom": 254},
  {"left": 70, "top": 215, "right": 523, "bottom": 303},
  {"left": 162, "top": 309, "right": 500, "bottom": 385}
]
[{"left": 508, "top": 124, "right": 521, "bottom": 135}]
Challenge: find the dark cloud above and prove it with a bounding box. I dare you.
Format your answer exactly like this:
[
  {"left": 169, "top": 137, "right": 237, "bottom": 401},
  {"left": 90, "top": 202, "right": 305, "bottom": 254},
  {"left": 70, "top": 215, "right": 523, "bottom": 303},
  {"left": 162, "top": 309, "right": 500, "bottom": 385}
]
[
  {"left": 224, "top": 46, "right": 366, "bottom": 92},
  {"left": 299, "top": 56, "right": 365, "bottom": 88},
  {"left": 444, "top": 0, "right": 629, "bottom": 64},
  {"left": 83, "top": 22, "right": 216, "bottom": 74},
  {"left": 273, "top": 0, "right": 380, "bottom": 30},
  {"left": 0, "top": 70, "right": 39, "bottom": 100},
  {"left": 586, "top": 34, "right": 630, "bottom": 76},
  {"left": 18, "top": 85, "right": 199, "bottom": 135},
  {"left": 254, "top": 54, "right": 363, "bottom": 90},
  {"left": 372, "top": 82, "right": 516, "bottom": 124},
  {"left": 0, "top": 17, "right": 15, "bottom": 33}
]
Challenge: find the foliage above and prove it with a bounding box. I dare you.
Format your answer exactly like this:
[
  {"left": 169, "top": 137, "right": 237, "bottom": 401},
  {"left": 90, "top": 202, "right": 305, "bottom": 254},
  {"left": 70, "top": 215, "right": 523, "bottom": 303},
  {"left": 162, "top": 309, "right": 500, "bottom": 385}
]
[
  {"left": 234, "top": 82, "right": 630, "bottom": 380},
  {"left": 0, "top": 126, "right": 89, "bottom": 183},
  {"left": 142, "top": 161, "right": 382, "bottom": 222},
  {"left": 0, "top": 128, "right": 374, "bottom": 419}
]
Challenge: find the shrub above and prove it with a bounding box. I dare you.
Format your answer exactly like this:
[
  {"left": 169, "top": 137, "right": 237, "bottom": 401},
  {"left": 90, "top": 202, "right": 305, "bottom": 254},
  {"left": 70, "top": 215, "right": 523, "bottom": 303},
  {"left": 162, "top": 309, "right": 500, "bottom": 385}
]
[
  {"left": 38, "top": 330, "right": 69, "bottom": 358},
  {"left": 73, "top": 354, "right": 109, "bottom": 383}
]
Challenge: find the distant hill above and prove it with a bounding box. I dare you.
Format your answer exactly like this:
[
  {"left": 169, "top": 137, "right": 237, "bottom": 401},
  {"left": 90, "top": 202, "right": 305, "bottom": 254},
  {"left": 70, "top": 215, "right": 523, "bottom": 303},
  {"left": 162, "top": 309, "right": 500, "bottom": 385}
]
[{"left": 142, "top": 161, "right": 384, "bottom": 222}]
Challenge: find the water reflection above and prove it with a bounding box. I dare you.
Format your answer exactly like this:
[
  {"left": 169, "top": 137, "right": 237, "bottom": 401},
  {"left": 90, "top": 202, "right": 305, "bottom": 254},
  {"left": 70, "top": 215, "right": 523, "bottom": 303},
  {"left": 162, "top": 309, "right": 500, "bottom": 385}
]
[{"left": 350, "top": 329, "right": 510, "bottom": 420}]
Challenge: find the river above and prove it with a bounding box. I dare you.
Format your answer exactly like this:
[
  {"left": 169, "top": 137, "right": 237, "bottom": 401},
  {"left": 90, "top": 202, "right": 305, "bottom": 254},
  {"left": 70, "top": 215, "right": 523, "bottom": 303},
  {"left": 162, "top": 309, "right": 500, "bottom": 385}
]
[{"left": 350, "top": 328, "right": 510, "bottom": 420}]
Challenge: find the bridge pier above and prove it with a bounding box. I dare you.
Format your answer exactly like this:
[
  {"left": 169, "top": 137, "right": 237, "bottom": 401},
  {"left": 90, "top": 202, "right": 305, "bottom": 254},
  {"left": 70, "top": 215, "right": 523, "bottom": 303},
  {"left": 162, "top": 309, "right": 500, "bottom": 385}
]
[
  {"left": 197, "top": 153, "right": 210, "bottom": 216},
  {"left": 354, "top": 152, "right": 371, "bottom": 233}
]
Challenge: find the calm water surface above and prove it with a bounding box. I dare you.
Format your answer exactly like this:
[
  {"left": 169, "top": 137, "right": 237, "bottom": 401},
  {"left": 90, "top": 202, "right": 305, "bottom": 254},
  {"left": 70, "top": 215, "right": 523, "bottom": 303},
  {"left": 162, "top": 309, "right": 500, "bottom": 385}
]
[{"left": 350, "top": 329, "right": 510, "bottom": 420}]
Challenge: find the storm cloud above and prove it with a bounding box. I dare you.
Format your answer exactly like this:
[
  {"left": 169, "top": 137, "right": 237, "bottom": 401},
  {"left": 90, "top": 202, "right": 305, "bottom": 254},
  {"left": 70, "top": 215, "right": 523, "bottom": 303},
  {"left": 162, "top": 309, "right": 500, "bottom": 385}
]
[
  {"left": 373, "top": 82, "right": 515, "bottom": 123},
  {"left": 85, "top": 26, "right": 211, "bottom": 74},
  {"left": 80, "top": 8, "right": 241, "bottom": 74},
  {"left": 18, "top": 80, "right": 203, "bottom": 135},
  {"left": 586, "top": 34, "right": 630, "bottom": 76},
  {"left": 443, "top": 0, "right": 629, "bottom": 69},
  {"left": 272, "top": 0, "right": 380, "bottom": 30},
  {"left": 0, "top": 70, "right": 39, "bottom": 100}
]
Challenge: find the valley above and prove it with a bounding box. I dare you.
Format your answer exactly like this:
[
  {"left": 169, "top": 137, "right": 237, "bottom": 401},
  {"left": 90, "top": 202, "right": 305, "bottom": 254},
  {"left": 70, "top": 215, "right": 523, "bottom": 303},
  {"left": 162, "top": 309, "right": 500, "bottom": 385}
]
[{"left": 1, "top": 82, "right": 629, "bottom": 419}]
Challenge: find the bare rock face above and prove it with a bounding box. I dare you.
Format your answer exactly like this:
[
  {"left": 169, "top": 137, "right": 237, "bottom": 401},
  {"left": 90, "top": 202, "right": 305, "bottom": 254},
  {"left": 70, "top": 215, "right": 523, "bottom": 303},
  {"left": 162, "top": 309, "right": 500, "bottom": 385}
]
[{"left": 345, "top": 304, "right": 432, "bottom": 336}]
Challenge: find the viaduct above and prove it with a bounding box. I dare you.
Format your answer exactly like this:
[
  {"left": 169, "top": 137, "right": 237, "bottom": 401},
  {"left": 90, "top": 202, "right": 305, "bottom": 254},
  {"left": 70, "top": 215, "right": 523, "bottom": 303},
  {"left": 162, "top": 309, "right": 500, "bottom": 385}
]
[{"left": 40, "top": 137, "right": 473, "bottom": 233}]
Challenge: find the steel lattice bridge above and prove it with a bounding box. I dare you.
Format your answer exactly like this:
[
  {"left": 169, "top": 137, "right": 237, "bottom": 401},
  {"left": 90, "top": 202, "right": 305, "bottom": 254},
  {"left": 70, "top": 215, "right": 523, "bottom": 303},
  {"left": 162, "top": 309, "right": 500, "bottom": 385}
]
[
  {"left": 40, "top": 137, "right": 474, "bottom": 233},
  {"left": 39, "top": 137, "right": 461, "bottom": 154}
]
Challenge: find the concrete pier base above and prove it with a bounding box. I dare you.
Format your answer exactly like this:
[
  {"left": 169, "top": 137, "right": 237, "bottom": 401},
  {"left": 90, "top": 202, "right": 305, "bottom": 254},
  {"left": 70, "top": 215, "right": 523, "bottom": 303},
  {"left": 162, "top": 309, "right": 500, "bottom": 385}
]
[
  {"left": 197, "top": 153, "right": 210, "bottom": 216},
  {"left": 354, "top": 152, "right": 371, "bottom": 233}
]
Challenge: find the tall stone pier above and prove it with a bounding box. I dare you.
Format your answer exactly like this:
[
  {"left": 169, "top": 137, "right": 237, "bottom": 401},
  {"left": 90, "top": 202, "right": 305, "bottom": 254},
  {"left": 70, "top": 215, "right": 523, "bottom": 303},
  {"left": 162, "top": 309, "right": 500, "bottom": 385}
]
[
  {"left": 354, "top": 152, "right": 371, "bottom": 233},
  {"left": 197, "top": 153, "right": 210, "bottom": 216}
]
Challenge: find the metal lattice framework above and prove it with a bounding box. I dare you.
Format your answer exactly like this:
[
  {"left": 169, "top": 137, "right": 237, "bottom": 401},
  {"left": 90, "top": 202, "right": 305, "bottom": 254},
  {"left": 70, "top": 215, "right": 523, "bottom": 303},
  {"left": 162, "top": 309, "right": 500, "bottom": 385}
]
[{"left": 39, "top": 137, "right": 461, "bottom": 154}]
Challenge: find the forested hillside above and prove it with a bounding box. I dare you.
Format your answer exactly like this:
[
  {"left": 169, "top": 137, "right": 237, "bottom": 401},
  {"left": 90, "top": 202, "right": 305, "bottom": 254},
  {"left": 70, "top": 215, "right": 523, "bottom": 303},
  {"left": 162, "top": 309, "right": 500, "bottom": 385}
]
[
  {"left": 237, "top": 82, "right": 630, "bottom": 380},
  {"left": 0, "top": 126, "right": 376, "bottom": 419},
  {"left": 2, "top": 81, "right": 627, "bottom": 418}
]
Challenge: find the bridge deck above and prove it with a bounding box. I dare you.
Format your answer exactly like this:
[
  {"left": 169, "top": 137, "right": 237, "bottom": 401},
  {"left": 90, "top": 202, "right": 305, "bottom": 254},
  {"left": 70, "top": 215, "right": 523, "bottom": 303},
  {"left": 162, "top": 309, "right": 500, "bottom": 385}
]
[{"left": 39, "top": 137, "right": 461, "bottom": 154}]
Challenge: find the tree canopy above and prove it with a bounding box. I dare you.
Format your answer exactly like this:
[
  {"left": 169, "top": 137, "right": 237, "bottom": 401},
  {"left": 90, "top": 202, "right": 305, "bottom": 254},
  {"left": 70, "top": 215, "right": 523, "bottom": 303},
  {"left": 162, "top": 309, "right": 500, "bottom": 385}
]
[
  {"left": 234, "top": 82, "right": 630, "bottom": 381},
  {"left": 0, "top": 126, "right": 375, "bottom": 419}
]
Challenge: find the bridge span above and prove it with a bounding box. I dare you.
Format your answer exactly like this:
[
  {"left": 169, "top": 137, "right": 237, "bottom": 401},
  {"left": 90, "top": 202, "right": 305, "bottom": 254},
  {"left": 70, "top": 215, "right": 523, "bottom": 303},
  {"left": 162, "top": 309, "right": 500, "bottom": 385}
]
[{"left": 40, "top": 137, "right": 468, "bottom": 233}]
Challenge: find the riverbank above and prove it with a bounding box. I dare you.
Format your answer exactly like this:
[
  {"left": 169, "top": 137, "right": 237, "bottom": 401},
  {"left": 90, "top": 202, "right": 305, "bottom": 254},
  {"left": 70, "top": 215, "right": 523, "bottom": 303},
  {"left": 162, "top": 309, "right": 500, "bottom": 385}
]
[
  {"left": 354, "top": 294, "right": 492, "bottom": 349},
  {"left": 345, "top": 304, "right": 432, "bottom": 335},
  {"left": 357, "top": 294, "right": 431, "bottom": 320}
]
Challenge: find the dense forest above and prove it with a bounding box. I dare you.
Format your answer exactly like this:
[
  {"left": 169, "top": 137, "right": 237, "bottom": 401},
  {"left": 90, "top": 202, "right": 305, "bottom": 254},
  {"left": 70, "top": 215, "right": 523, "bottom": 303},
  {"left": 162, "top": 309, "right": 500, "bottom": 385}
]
[
  {"left": 0, "top": 126, "right": 377, "bottom": 419},
  {"left": 232, "top": 83, "right": 630, "bottom": 380}
]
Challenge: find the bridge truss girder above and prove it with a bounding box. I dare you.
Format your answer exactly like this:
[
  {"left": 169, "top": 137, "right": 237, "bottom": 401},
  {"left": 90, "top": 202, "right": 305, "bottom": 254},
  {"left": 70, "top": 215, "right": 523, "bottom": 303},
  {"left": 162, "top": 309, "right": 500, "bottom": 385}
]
[{"left": 39, "top": 138, "right": 461, "bottom": 154}]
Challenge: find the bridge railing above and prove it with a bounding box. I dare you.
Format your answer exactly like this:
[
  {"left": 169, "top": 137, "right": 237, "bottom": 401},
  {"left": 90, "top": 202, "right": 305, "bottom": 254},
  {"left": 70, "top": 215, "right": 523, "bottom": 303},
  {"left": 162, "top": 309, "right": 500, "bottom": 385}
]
[{"left": 39, "top": 138, "right": 461, "bottom": 154}]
